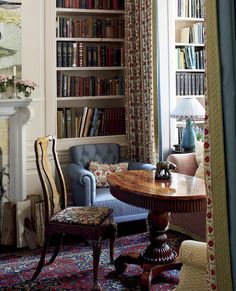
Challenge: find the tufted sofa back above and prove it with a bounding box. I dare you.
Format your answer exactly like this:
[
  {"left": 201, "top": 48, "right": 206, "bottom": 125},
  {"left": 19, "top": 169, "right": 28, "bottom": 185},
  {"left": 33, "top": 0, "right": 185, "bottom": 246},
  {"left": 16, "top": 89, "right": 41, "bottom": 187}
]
[{"left": 69, "top": 143, "right": 121, "bottom": 168}]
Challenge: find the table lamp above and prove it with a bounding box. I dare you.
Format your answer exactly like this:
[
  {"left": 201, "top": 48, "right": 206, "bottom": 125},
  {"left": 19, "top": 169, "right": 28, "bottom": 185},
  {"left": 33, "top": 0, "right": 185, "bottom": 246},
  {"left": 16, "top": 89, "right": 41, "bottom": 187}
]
[{"left": 170, "top": 97, "right": 205, "bottom": 151}]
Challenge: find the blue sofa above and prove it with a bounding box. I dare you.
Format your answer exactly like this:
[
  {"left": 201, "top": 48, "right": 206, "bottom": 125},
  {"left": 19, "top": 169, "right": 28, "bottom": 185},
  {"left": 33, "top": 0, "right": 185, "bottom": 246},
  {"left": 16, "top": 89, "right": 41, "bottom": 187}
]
[{"left": 67, "top": 143, "right": 155, "bottom": 223}]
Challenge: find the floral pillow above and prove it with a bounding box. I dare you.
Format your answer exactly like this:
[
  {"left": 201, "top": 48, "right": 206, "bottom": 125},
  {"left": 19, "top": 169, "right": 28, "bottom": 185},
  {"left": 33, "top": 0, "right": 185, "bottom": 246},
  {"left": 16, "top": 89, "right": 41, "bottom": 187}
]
[{"left": 88, "top": 161, "right": 129, "bottom": 188}]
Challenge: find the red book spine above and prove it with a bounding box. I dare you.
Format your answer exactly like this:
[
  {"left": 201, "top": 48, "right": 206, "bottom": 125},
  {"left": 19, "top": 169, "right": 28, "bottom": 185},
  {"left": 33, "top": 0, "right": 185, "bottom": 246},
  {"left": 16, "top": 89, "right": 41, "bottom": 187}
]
[
  {"left": 64, "top": 0, "right": 70, "bottom": 8},
  {"left": 79, "top": 77, "right": 84, "bottom": 96},
  {"left": 74, "top": 0, "right": 79, "bottom": 8},
  {"left": 88, "top": 0, "right": 93, "bottom": 9},
  {"left": 112, "top": 0, "right": 118, "bottom": 10}
]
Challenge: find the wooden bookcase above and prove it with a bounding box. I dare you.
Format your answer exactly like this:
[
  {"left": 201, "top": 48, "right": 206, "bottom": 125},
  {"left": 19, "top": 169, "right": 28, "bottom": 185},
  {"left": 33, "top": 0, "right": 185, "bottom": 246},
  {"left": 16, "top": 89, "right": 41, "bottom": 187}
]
[{"left": 45, "top": 1, "right": 127, "bottom": 151}]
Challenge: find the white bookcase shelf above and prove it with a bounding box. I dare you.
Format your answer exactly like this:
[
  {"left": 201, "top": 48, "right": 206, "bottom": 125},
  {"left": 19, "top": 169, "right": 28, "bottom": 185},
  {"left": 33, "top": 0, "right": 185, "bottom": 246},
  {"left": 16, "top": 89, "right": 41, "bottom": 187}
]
[{"left": 45, "top": 1, "right": 126, "bottom": 145}]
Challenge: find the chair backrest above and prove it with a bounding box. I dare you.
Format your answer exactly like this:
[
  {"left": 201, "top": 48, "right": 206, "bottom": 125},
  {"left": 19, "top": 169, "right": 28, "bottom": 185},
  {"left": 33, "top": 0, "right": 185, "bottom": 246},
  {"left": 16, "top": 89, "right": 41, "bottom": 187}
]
[
  {"left": 34, "top": 136, "right": 67, "bottom": 224},
  {"left": 69, "top": 143, "right": 121, "bottom": 168}
]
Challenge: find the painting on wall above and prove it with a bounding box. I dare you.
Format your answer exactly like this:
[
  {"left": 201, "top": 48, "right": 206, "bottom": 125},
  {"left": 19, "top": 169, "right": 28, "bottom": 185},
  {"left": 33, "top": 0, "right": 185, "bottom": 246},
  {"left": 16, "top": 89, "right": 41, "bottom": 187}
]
[
  {"left": 0, "top": 1, "right": 21, "bottom": 231},
  {"left": 0, "top": 0, "right": 22, "bottom": 77}
]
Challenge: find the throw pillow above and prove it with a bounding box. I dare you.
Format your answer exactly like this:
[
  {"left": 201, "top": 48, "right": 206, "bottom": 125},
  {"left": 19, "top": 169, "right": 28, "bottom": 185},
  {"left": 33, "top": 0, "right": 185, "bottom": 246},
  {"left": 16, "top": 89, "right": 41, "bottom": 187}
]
[
  {"left": 88, "top": 161, "right": 129, "bottom": 188},
  {"left": 195, "top": 141, "right": 204, "bottom": 179}
]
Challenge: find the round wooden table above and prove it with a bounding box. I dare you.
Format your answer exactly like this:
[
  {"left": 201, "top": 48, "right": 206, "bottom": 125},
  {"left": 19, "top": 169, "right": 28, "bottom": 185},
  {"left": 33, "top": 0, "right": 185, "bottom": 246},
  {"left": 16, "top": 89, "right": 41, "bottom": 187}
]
[{"left": 108, "top": 170, "right": 206, "bottom": 290}]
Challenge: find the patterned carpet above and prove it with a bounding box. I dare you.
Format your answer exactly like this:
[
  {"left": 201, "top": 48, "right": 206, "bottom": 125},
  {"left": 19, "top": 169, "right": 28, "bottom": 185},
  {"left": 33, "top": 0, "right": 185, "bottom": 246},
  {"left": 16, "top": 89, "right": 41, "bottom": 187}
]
[{"left": 0, "top": 230, "right": 189, "bottom": 290}]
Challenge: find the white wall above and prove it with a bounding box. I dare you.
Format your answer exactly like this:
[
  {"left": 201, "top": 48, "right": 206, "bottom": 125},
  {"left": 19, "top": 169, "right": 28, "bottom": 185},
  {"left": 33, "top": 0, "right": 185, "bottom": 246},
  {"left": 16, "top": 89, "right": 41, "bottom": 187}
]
[{"left": 21, "top": 0, "right": 45, "bottom": 196}]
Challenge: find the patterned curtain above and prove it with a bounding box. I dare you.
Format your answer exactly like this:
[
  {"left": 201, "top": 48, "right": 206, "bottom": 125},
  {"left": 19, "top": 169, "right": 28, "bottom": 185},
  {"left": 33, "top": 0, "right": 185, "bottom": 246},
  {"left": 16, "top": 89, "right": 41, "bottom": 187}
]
[
  {"left": 205, "top": 1, "right": 234, "bottom": 289},
  {"left": 125, "top": 0, "right": 158, "bottom": 164}
]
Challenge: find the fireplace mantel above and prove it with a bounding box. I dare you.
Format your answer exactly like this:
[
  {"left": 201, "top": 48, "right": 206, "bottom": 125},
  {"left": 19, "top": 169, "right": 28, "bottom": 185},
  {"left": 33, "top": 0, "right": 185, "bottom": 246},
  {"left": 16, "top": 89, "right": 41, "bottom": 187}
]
[{"left": 0, "top": 98, "right": 32, "bottom": 202}]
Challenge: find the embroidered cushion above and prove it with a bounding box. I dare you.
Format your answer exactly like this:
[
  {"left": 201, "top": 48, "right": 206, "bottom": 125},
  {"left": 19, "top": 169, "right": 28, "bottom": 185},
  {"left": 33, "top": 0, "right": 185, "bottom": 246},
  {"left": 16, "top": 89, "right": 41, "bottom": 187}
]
[
  {"left": 51, "top": 206, "right": 112, "bottom": 226},
  {"left": 89, "top": 161, "right": 129, "bottom": 187}
]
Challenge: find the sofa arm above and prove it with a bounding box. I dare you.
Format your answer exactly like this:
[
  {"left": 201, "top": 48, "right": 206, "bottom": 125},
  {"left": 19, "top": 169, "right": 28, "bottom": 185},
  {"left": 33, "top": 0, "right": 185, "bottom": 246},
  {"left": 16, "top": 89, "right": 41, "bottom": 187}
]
[
  {"left": 175, "top": 240, "right": 208, "bottom": 291},
  {"left": 179, "top": 240, "right": 207, "bottom": 269},
  {"left": 127, "top": 160, "right": 156, "bottom": 171},
  {"left": 167, "top": 153, "right": 198, "bottom": 176},
  {"left": 67, "top": 163, "right": 96, "bottom": 206}
]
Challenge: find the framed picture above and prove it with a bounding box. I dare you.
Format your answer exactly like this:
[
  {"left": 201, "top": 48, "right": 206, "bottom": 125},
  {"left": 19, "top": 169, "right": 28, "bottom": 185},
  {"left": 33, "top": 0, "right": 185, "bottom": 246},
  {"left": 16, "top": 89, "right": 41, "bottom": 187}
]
[{"left": 0, "top": 0, "right": 22, "bottom": 77}]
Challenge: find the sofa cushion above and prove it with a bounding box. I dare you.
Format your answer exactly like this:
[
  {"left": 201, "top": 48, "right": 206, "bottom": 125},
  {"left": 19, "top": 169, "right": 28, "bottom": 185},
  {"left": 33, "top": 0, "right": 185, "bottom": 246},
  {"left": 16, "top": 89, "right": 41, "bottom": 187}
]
[
  {"left": 195, "top": 141, "right": 204, "bottom": 179},
  {"left": 89, "top": 161, "right": 128, "bottom": 187}
]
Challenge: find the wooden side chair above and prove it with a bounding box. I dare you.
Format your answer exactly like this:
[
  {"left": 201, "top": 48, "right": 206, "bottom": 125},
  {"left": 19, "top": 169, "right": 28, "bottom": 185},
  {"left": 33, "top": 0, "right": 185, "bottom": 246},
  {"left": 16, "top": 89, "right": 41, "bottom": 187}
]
[{"left": 31, "top": 135, "right": 117, "bottom": 290}]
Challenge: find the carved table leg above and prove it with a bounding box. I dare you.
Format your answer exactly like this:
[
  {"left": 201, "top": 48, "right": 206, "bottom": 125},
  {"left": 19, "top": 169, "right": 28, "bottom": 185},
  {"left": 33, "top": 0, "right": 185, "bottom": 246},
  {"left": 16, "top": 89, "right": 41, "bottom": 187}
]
[
  {"left": 114, "top": 210, "right": 181, "bottom": 290},
  {"left": 143, "top": 211, "right": 177, "bottom": 263}
]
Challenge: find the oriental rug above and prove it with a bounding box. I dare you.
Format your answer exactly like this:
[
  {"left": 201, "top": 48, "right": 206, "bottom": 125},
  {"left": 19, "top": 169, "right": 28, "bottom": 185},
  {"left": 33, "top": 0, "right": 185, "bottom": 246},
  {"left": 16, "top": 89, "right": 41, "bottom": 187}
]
[{"left": 0, "top": 230, "right": 189, "bottom": 290}]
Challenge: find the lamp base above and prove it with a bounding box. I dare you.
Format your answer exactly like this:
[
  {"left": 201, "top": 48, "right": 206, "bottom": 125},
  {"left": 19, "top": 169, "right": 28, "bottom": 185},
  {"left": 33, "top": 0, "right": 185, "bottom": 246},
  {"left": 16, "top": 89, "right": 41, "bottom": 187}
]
[
  {"left": 181, "top": 119, "right": 196, "bottom": 152},
  {"left": 182, "top": 147, "right": 195, "bottom": 153}
]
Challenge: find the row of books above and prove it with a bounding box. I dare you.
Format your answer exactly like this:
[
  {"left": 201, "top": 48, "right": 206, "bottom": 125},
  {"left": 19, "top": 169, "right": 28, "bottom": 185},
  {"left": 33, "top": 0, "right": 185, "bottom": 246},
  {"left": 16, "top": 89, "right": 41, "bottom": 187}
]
[
  {"left": 177, "top": 0, "right": 204, "bottom": 18},
  {"left": 176, "top": 72, "right": 205, "bottom": 96},
  {"left": 57, "top": 42, "right": 124, "bottom": 67},
  {"left": 56, "top": 16, "right": 124, "bottom": 39},
  {"left": 179, "top": 22, "right": 204, "bottom": 44},
  {"left": 57, "top": 73, "right": 124, "bottom": 97},
  {"left": 176, "top": 47, "right": 205, "bottom": 70},
  {"left": 57, "top": 107, "right": 125, "bottom": 138},
  {"left": 56, "top": 0, "right": 124, "bottom": 10}
]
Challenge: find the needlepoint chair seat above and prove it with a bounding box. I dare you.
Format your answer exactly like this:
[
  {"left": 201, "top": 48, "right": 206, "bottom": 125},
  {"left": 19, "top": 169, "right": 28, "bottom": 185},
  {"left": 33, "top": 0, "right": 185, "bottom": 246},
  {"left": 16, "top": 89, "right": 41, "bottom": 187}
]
[
  {"left": 51, "top": 206, "right": 112, "bottom": 226},
  {"left": 32, "top": 136, "right": 117, "bottom": 291}
]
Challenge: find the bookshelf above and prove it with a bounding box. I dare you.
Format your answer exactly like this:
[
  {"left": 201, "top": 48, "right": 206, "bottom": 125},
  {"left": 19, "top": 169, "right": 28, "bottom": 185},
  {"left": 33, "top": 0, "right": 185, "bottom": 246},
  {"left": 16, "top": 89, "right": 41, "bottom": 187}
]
[
  {"left": 45, "top": 1, "right": 126, "bottom": 150},
  {"left": 169, "top": 0, "right": 205, "bottom": 147}
]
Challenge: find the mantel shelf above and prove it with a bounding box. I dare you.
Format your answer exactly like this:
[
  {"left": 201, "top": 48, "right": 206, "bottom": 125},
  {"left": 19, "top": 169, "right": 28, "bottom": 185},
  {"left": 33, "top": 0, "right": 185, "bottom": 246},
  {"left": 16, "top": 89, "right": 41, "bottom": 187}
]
[{"left": 0, "top": 98, "right": 32, "bottom": 116}]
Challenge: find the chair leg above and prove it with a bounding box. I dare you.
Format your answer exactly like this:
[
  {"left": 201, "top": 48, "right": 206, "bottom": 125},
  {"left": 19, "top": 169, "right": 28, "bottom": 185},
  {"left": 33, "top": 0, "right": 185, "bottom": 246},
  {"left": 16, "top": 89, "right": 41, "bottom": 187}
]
[
  {"left": 92, "top": 238, "right": 102, "bottom": 291},
  {"left": 46, "top": 234, "right": 63, "bottom": 266},
  {"left": 31, "top": 235, "right": 50, "bottom": 281},
  {"left": 109, "top": 222, "right": 117, "bottom": 264}
]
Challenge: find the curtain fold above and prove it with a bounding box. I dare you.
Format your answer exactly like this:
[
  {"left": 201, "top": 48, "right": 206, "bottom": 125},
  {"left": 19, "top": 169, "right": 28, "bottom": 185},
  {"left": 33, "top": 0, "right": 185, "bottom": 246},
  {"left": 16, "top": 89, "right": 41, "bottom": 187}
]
[
  {"left": 125, "top": 0, "right": 158, "bottom": 164},
  {"left": 216, "top": 0, "right": 236, "bottom": 289},
  {"left": 205, "top": 0, "right": 235, "bottom": 289}
]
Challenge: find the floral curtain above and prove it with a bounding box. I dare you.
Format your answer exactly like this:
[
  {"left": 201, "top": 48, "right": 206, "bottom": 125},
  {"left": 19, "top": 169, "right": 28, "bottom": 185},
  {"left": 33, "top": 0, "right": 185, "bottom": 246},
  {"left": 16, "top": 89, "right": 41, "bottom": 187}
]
[
  {"left": 124, "top": 0, "right": 158, "bottom": 164},
  {"left": 205, "top": 1, "right": 234, "bottom": 289}
]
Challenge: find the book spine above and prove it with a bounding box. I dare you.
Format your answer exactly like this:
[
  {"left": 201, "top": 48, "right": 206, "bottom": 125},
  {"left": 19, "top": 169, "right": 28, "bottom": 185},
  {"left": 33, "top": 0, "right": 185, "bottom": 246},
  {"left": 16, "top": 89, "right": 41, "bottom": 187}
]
[
  {"left": 184, "top": 73, "right": 188, "bottom": 95},
  {"left": 191, "top": 73, "right": 196, "bottom": 95},
  {"left": 67, "top": 42, "right": 72, "bottom": 67},
  {"left": 199, "top": 73, "right": 204, "bottom": 95},
  {"left": 78, "top": 42, "right": 84, "bottom": 67},
  {"left": 176, "top": 72, "right": 180, "bottom": 96},
  {"left": 57, "top": 41, "right": 62, "bottom": 67},
  {"left": 72, "top": 42, "right": 78, "bottom": 67}
]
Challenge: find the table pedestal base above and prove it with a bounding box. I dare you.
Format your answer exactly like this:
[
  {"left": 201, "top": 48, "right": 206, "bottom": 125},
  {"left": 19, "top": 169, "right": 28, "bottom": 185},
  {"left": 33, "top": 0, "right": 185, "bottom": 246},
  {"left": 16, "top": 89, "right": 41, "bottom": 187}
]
[{"left": 114, "top": 211, "right": 182, "bottom": 290}]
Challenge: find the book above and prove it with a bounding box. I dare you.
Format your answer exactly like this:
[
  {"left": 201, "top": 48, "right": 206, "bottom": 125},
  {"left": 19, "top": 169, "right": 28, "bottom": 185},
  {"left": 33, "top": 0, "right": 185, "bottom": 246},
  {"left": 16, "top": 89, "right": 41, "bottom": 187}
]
[
  {"left": 176, "top": 73, "right": 181, "bottom": 95},
  {"left": 83, "top": 108, "right": 94, "bottom": 137},
  {"left": 62, "top": 42, "right": 68, "bottom": 67},
  {"left": 75, "top": 115, "right": 82, "bottom": 137},
  {"left": 199, "top": 73, "right": 205, "bottom": 95},
  {"left": 94, "top": 109, "right": 104, "bottom": 136},
  {"left": 57, "top": 109, "right": 65, "bottom": 138},
  {"left": 71, "top": 108, "right": 77, "bottom": 137},
  {"left": 191, "top": 73, "right": 196, "bottom": 95},
  {"left": 72, "top": 42, "right": 77, "bottom": 67},
  {"left": 79, "top": 107, "right": 88, "bottom": 137},
  {"left": 65, "top": 108, "right": 72, "bottom": 138},
  {"left": 180, "top": 27, "right": 190, "bottom": 43},
  {"left": 57, "top": 41, "right": 62, "bottom": 67},
  {"left": 89, "top": 108, "right": 98, "bottom": 136},
  {"left": 180, "top": 73, "right": 184, "bottom": 95}
]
